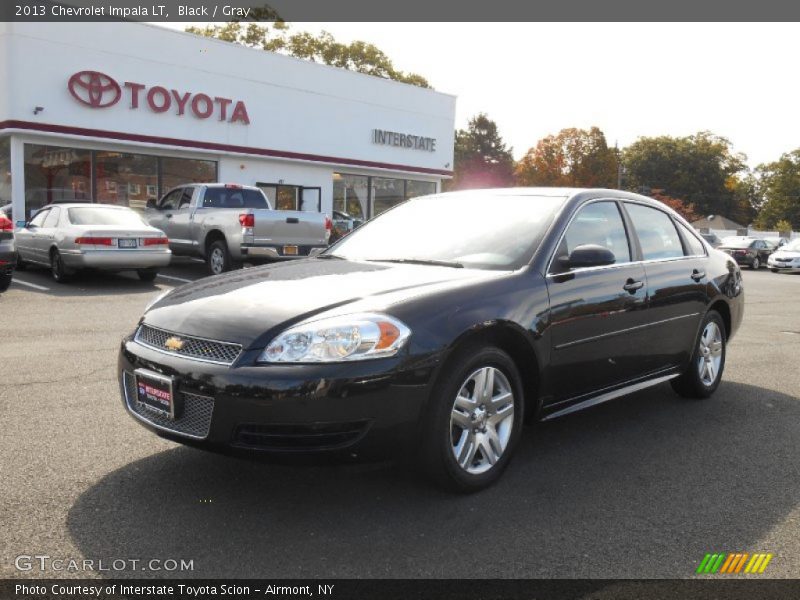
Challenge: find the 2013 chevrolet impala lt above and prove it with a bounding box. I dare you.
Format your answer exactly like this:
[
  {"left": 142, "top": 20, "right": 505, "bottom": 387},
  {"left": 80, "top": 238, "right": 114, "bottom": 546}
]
[{"left": 119, "top": 188, "right": 744, "bottom": 491}]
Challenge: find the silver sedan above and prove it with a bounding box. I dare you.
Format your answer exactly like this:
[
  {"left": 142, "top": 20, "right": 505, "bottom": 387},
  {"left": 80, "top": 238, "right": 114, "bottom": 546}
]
[{"left": 15, "top": 203, "right": 171, "bottom": 283}]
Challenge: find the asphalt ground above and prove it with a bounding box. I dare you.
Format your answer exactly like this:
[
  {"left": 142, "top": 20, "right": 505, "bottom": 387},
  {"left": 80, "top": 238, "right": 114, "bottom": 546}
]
[{"left": 1, "top": 261, "right": 798, "bottom": 579}]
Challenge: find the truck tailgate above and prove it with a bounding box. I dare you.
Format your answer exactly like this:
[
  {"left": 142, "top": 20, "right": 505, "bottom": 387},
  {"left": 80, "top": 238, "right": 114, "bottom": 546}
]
[{"left": 250, "top": 210, "right": 328, "bottom": 246}]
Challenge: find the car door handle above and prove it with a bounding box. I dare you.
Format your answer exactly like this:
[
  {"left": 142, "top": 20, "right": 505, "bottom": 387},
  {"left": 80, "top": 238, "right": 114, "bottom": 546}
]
[
  {"left": 623, "top": 278, "right": 644, "bottom": 293},
  {"left": 691, "top": 269, "right": 706, "bottom": 281},
  {"left": 286, "top": 217, "right": 299, "bottom": 224}
]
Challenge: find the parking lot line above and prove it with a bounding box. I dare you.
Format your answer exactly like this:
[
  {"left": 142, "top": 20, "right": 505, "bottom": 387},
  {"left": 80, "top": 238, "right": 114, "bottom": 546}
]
[
  {"left": 11, "top": 278, "right": 50, "bottom": 291},
  {"left": 157, "top": 274, "right": 194, "bottom": 283}
]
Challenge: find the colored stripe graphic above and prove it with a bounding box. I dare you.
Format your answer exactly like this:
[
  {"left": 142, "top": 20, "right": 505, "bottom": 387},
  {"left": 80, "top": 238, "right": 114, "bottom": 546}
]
[{"left": 699, "top": 552, "right": 772, "bottom": 575}]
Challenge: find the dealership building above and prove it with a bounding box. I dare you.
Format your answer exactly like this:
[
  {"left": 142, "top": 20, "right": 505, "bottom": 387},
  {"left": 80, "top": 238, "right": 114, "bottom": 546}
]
[{"left": 0, "top": 22, "right": 455, "bottom": 223}]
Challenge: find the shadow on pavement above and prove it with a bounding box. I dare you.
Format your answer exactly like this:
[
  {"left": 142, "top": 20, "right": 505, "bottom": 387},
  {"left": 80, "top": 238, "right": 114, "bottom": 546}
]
[{"left": 67, "top": 381, "right": 800, "bottom": 579}]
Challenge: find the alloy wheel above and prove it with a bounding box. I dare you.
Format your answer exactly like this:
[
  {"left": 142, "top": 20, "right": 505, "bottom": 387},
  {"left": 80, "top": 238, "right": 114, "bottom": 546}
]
[
  {"left": 210, "top": 248, "right": 225, "bottom": 275},
  {"left": 450, "top": 366, "right": 515, "bottom": 474},
  {"left": 697, "top": 321, "right": 723, "bottom": 386}
]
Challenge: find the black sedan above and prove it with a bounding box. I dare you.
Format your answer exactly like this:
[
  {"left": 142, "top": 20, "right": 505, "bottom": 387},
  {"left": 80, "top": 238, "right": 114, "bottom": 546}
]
[
  {"left": 717, "top": 236, "right": 773, "bottom": 269},
  {"left": 119, "top": 188, "right": 744, "bottom": 491}
]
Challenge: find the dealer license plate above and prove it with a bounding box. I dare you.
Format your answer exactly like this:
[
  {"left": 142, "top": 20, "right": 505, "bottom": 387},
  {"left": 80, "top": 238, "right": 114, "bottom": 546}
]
[
  {"left": 283, "top": 245, "right": 299, "bottom": 256},
  {"left": 134, "top": 369, "right": 175, "bottom": 419},
  {"left": 118, "top": 238, "right": 138, "bottom": 248}
]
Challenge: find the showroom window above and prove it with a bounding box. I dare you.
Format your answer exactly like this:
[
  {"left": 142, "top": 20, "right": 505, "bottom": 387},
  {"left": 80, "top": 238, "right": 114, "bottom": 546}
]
[
  {"left": 334, "top": 173, "right": 437, "bottom": 220},
  {"left": 161, "top": 156, "right": 217, "bottom": 196},
  {"left": 0, "top": 137, "right": 10, "bottom": 208},
  {"left": 406, "top": 179, "right": 437, "bottom": 200},
  {"left": 23, "top": 145, "right": 91, "bottom": 218},
  {"left": 22, "top": 144, "right": 218, "bottom": 216},
  {"left": 95, "top": 151, "right": 157, "bottom": 210},
  {"left": 333, "top": 174, "right": 369, "bottom": 220}
]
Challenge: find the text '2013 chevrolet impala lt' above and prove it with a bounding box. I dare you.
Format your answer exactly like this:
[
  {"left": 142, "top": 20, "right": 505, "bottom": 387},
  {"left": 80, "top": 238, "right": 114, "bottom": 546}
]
[{"left": 118, "top": 188, "right": 744, "bottom": 491}]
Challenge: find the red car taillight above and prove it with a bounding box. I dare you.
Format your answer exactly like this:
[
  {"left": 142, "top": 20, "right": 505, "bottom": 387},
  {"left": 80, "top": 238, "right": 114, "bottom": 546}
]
[
  {"left": 324, "top": 216, "right": 332, "bottom": 231},
  {"left": 0, "top": 215, "right": 12, "bottom": 231},
  {"left": 143, "top": 237, "right": 169, "bottom": 246},
  {"left": 239, "top": 213, "right": 255, "bottom": 227},
  {"left": 74, "top": 237, "right": 113, "bottom": 246}
]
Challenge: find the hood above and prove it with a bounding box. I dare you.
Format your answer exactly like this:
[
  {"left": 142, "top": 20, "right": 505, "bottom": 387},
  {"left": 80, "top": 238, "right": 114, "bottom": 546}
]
[
  {"left": 772, "top": 250, "right": 800, "bottom": 258},
  {"left": 144, "top": 259, "right": 505, "bottom": 348}
]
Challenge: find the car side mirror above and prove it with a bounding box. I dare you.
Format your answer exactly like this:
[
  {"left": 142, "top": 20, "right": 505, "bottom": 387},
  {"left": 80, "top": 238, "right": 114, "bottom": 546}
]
[
  {"left": 560, "top": 244, "right": 616, "bottom": 269},
  {"left": 145, "top": 199, "right": 157, "bottom": 210},
  {"left": 15, "top": 220, "right": 27, "bottom": 228}
]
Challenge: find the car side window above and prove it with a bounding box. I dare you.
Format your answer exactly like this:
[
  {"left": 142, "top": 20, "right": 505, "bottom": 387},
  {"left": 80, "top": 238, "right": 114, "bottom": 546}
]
[
  {"left": 43, "top": 207, "right": 61, "bottom": 228},
  {"left": 625, "top": 203, "right": 684, "bottom": 261},
  {"left": 29, "top": 209, "right": 49, "bottom": 227},
  {"left": 159, "top": 189, "right": 183, "bottom": 211},
  {"left": 553, "top": 201, "right": 631, "bottom": 271},
  {"left": 178, "top": 188, "right": 194, "bottom": 208},
  {"left": 676, "top": 221, "right": 706, "bottom": 256}
]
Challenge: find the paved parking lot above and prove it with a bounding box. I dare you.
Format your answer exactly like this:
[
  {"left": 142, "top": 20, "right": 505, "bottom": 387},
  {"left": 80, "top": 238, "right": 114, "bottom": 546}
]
[{"left": 1, "top": 263, "right": 798, "bottom": 579}]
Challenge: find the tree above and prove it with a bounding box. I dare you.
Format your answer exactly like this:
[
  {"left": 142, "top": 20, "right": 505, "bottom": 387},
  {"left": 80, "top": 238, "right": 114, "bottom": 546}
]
[
  {"left": 448, "top": 114, "right": 515, "bottom": 190},
  {"left": 185, "top": 22, "right": 430, "bottom": 88},
  {"left": 753, "top": 149, "right": 800, "bottom": 230},
  {"left": 622, "top": 131, "right": 747, "bottom": 219},
  {"left": 515, "top": 127, "right": 618, "bottom": 188},
  {"left": 649, "top": 189, "right": 699, "bottom": 223}
]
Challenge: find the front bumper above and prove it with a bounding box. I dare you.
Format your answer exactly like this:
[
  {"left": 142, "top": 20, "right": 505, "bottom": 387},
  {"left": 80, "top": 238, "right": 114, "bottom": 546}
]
[
  {"left": 61, "top": 249, "right": 172, "bottom": 270},
  {"left": 118, "top": 335, "right": 438, "bottom": 458},
  {"left": 240, "top": 244, "right": 327, "bottom": 260},
  {"left": 768, "top": 258, "right": 800, "bottom": 272}
]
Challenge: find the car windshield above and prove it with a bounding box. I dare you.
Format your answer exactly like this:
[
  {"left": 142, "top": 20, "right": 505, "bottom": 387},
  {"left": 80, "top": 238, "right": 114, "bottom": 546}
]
[
  {"left": 67, "top": 207, "right": 147, "bottom": 226},
  {"left": 327, "top": 192, "right": 567, "bottom": 270},
  {"left": 721, "top": 238, "right": 753, "bottom": 249},
  {"left": 784, "top": 238, "right": 800, "bottom": 251}
]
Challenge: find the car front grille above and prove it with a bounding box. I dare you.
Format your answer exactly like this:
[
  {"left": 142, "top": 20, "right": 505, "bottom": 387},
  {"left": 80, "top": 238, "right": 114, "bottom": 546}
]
[
  {"left": 232, "top": 421, "right": 370, "bottom": 451},
  {"left": 123, "top": 371, "right": 214, "bottom": 439},
  {"left": 134, "top": 324, "right": 242, "bottom": 365},
  {"left": 775, "top": 257, "right": 793, "bottom": 263}
]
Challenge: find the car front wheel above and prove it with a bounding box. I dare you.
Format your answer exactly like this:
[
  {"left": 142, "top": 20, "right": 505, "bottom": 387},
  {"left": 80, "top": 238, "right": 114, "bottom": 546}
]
[
  {"left": 419, "top": 345, "right": 524, "bottom": 492},
  {"left": 671, "top": 310, "right": 726, "bottom": 399}
]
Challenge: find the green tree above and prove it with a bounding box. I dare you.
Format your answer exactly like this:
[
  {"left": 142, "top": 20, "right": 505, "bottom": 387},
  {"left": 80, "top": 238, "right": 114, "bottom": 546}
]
[
  {"left": 448, "top": 114, "right": 515, "bottom": 190},
  {"left": 185, "top": 22, "right": 430, "bottom": 88},
  {"left": 753, "top": 149, "right": 800, "bottom": 230},
  {"left": 622, "top": 131, "right": 748, "bottom": 219},
  {"left": 515, "top": 127, "right": 617, "bottom": 188}
]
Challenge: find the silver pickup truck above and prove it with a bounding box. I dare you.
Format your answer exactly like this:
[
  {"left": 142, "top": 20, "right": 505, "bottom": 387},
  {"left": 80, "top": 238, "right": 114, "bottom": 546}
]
[{"left": 145, "top": 184, "right": 330, "bottom": 275}]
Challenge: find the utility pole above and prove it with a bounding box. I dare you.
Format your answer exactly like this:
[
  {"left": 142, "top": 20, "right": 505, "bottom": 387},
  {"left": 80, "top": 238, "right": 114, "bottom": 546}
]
[{"left": 615, "top": 141, "right": 623, "bottom": 189}]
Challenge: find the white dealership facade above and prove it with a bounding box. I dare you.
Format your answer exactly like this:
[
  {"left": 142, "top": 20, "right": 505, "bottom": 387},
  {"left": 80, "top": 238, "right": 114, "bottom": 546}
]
[{"left": 0, "top": 22, "right": 455, "bottom": 222}]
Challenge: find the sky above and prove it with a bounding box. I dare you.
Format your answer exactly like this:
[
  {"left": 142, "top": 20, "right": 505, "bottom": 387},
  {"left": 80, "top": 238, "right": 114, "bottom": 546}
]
[{"left": 157, "top": 22, "right": 800, "bottom": 168}]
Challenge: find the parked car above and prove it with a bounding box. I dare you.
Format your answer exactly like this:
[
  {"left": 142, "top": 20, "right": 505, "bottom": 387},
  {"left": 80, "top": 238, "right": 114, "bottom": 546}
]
[
  {"left": 119, "top": 188, "right": 744, "bottom": 492},
  {"left": 767, "top": 237, "right": 800, "bottom": 273},
  {"left": 15, "top": 204, "right": 171, "bottom": 283},
  {"left": 145, "top": 184, "right": 331, "bottom": 276},
  {"left": 764, "top": 237, "right": 789, "bottom": 250},
  {"left": 700, "top": 232, "right": 722, "bottom": 248},
  {"left": 0, "top": 211, "right": 16, "bottom": 292},
  {"left": 717, "top": 236, "right": 773, "bottom": 269},
  {"left": 331, "top": 210, "right": 364, "bottom": 240}
]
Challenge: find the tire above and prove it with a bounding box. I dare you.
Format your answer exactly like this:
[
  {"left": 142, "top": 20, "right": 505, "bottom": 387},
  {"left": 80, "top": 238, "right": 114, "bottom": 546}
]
[
  {"left": 206, "top": 240, "right": 232, "bottom": 276},
  {"left": 771, "top": 268, "right": 778, "bottom": 273},
  {"left": 50, "top": 249, "right": 73, "bottom": 283},
  {"left": 0, "top": 271, "right": 11, "bottom": 292},
  {"left": 418, "top": 345, "right": 525, "bottom": 493},
  {"left": 15, "top": 254, "right": 27, "bottom": 271},
  {"left": 137, "top": 268, "right": 158, "bottom": 282},
  {"left": 670, "top": 310, "right": 726, "bottom": 399},
  {"left": 751, "top": 257, "right": 760, "bottom": 270}
]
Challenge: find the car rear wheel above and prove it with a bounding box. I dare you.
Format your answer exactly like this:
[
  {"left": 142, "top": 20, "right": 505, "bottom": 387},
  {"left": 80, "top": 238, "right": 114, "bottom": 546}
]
[
  {"left": 671, "top": 310, "right": 726, "bottom": 399},
  {"left": 751, "top": 257, "right": 760, "bottom": 269},
  {"left": 137, "top": 268, "right": 158, "bottom": 282},
  {"left": 419, "top": 345, "right": 524, "bottom": 492},
  {"left": 0, "top": 270, "right": 11, "bottom": 292},
  {"left": 50, "top": 249, "right": 73, "bottom": 284}
]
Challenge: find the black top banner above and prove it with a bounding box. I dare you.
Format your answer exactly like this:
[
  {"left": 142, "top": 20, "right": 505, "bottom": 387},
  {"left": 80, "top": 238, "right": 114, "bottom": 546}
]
[{"left": 3, "top": 0, "right": 800, "bottom": 21}]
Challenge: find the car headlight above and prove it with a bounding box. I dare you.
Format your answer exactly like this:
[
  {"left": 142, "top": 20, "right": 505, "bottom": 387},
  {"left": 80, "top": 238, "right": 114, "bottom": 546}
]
[
  {"left": 144, "top": 290, "right": 170, "bottom": 313},
  {"left": 258, "top": 313, "right": 411, "bottom": 363}
]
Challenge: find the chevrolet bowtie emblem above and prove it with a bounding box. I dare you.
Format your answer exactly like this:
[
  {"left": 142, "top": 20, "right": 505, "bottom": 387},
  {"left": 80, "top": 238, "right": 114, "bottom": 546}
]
[{"left": 164, "top": 336, "right": 185, "bottom": 351}]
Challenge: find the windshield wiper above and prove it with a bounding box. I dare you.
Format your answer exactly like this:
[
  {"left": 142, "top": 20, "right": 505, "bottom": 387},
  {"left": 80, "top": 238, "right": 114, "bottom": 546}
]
[{"left": 366, "top": 258, "right": 464, "bottom": 269}]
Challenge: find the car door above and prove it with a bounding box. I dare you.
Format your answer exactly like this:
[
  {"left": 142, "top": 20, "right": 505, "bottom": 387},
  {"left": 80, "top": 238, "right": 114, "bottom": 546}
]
[
  {"left": 166, "top": 187, "right": 197, "bottom": 251},
  {"left": 17, "top": 208, "right": 50, "bottom": 263},
  {"left": 146, "top": 188, "right": 184, "bottom": 244},
  {"left": 623, "top": 202, "right": 708, "bottom": 372},
  {"left": 545, "top": 200, "right": 649, "bottom": 402},
  {"left": 35, "top": 207, "right": 62, "bottom": 260}
]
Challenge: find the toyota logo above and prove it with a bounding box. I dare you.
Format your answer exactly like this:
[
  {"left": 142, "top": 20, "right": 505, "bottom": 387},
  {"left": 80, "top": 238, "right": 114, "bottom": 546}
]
[{"left": 68, "top": 70, "right": 121, "bottom": 108}]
